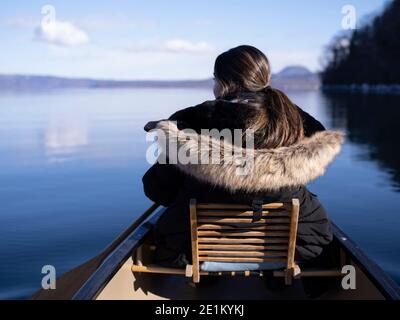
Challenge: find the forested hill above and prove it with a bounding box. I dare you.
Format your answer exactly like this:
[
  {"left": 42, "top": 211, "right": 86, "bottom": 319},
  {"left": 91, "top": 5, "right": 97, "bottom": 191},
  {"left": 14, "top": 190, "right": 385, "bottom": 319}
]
[{"left": 322, "top": 0, "right": 400, "bottom": 86}]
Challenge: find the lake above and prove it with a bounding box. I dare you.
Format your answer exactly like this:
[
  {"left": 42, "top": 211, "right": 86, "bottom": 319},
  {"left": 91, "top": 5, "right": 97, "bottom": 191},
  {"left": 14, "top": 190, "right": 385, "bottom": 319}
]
[{"left": 0, "top": 88, "right": 399, "bottom": 299}]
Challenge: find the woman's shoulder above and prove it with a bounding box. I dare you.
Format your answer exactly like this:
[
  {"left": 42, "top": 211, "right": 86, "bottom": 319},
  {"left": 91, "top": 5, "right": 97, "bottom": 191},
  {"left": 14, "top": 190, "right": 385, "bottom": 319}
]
[
  {"left": 144, "top": 99, "right": 228, "bottom": 132},
  {"left": 169, "top": 98, "right": 257, "bottom": 132},
  {"left": 168, "top": 99, "right": 239, "bottom": 130},
  {"left": 168, "top": 100, "right": 217, "bottom": 122},
  {"left": 170, "top": 98, "right": 256, "bottom": 122},
  {"left": 296, "top": 105, "right": 326, "bottom": 136}
]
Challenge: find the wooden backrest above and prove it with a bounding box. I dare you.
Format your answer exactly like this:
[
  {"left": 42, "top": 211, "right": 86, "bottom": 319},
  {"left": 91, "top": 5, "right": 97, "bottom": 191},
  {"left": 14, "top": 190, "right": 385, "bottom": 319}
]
[{"left": 189, "top": 199, "right": 300, "bottom": 282}]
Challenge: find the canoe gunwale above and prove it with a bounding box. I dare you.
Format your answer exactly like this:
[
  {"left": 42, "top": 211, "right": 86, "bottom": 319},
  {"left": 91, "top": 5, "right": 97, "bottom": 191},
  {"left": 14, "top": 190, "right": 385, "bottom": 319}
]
[
  {"left": 331, "top": 223, "right": 400, "bottom": 300},
  {"left": 72, "top": 205, "right": 166, "bottom": 300}
]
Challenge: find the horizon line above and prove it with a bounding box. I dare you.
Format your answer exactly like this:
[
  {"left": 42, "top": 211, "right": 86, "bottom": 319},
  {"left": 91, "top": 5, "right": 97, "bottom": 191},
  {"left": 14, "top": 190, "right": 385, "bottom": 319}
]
[{"left": 0, "top": 65, "right": 316, "bottom": 83}]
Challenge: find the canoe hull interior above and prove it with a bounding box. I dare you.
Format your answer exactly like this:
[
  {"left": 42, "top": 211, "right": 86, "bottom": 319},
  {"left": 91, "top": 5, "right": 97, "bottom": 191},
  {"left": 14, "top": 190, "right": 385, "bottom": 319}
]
[
  {"left": 65, "top": 206, "right": 400, "bottom": 300},
  {"left": 96, "top": 252, "right": 385, "bottom": 300}
]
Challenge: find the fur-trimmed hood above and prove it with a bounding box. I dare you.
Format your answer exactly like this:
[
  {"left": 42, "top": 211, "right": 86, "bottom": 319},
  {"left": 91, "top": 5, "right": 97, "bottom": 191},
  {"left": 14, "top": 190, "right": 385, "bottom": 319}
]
[{"left": 154, "top": 120, "right": 344, "bottom": 193}]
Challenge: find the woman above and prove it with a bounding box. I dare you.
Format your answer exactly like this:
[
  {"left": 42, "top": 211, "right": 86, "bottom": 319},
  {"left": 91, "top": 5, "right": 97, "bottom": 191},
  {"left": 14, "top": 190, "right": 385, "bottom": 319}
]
[{"left": 143, "top": 45, "right": 344, "bottom": 269}]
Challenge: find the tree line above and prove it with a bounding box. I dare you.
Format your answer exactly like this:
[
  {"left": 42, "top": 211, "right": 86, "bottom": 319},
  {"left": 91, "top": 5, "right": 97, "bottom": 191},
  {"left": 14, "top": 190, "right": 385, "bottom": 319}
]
[{"left": 322, "top": 0, "right": 400, "bottom": 85}]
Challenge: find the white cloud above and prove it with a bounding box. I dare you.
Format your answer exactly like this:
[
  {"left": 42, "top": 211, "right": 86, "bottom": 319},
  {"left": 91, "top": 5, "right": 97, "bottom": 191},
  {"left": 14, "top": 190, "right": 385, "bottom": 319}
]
[
  {"left": 123, "top": 38, "right": 215, "bottom": 55},
  {"left": 35, "top": 20, "right": 89, "bottom": 47},
  {"left": 164, "top": 39, "right": 214, "bottom": 53}
]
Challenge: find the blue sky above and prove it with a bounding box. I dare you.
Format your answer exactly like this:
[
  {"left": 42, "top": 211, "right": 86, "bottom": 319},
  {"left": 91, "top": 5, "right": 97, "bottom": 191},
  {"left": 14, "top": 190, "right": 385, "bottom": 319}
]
[{"left": 0, "top": 0, "right": 389, "bottom": 79}]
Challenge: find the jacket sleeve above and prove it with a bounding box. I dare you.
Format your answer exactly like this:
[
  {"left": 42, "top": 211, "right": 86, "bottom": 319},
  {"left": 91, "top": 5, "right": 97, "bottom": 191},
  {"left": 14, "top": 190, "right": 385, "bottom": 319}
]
[
  {"left": 144, "top": 105, "right": 199, "bottom": 132},
  {"left": 142, "top": 163, "right": 185, "bottom": 206},
  {"left": 142, "top": 105, "right": 201, "bottom": 205},
  {"left": 297, "top": 106, "right": 326, "bottom": 137}
]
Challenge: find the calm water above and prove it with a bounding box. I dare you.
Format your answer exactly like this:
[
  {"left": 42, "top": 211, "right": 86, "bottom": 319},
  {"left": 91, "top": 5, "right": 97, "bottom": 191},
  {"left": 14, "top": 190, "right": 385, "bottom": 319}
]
[{"left": 0, "top": 88, "right": 399, "bottom": 299}]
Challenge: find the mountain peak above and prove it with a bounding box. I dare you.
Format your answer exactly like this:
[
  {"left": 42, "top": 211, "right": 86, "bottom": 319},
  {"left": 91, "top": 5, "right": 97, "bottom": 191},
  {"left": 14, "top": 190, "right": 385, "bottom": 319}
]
[{"left": 277, "top": 66, "right": 313, "bottom": 77}]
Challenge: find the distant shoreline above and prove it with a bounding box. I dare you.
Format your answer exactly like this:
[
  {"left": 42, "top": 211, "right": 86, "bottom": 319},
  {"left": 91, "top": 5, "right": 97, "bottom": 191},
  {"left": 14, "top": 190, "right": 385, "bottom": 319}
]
[
  {"left": 322, "top": 84, "right": 400, "bottom": 95},
  {"left": 0, "top": 66, "right": 320, "bottom": 92}
]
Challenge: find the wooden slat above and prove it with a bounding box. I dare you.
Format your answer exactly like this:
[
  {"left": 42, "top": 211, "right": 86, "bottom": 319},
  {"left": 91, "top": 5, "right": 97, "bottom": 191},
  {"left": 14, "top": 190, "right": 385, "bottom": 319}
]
[
  {"left": 197, "top": 224, "right": 290, "bottom": 231},
  {"left": 197, "top": 203, "right": 285, "bottom": 210},
  {"left": 199, "top": 257, "right": 287, "bottom": 263},
  {"left": 198, "top": 244, "right": 288, "bottom": 250},
  {"left": 132, "top": 265, "right": 186, "bottom": 275},
  {"left": 197, "top": 237, "right": 289, "bottom": 244},
  {"left": 287, "top": 198, "right": 300, "bottom": 270},
  {"left": 198, "top": 250, "right": 287, "bottom": 257},
  {"left": 190, "top": 199, "right": 200, "bottom": 283},
  {"left": 135, "top": 246, "right": 143, "bottom": 266},
  {"left": 198, "top": 231, "right": 289, "bottom": 237},
  {"left": 132, "top": 264, "right": 209, "bottom": 276},
  {"left": 197, "top": 218, "right": 290, "bottom": 224},
  {"left": 273, "top": 269, "right": 344, "bottom": 277},
  {"left": 197, "top": 210, "right": 290, "bottom": 217}
]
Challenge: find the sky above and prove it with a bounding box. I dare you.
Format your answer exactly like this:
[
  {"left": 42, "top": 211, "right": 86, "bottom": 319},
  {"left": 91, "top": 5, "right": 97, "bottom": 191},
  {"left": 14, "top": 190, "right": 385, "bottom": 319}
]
[{"left": 0, "top": 0, "right": 389, "bottom": 80}]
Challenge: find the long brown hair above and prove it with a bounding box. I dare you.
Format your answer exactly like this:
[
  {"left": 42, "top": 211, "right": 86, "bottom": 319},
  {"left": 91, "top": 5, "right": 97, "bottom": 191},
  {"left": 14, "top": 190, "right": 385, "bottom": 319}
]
[{"left": 214, "top": 45, "right": 304, "bottom": 148}]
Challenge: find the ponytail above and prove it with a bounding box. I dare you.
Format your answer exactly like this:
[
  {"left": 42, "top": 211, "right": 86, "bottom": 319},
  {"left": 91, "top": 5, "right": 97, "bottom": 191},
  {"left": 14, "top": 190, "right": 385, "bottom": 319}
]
[{"left": 255, "top": 86, "right": 304, "bottom": 149}]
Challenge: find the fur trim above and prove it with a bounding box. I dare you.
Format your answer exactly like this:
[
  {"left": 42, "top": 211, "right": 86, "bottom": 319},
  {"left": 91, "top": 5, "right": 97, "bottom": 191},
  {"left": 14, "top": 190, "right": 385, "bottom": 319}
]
[{"left": 155, "top": 121, "right": 345, "bottom": 192}]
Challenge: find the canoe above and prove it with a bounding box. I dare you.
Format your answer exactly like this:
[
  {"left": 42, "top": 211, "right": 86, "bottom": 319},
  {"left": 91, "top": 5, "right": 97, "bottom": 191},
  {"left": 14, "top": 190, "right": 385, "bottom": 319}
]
[{"left": 58, "top": 204, "right": 400, "bottom": 300}]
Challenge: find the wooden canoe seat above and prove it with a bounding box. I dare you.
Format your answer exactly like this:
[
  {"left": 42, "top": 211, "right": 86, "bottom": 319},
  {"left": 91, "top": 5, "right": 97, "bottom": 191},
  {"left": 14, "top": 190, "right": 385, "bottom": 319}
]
[
  {"left": 187, "top": 199, "right": 301, "bottom": 284},
  {"left": 131, "top": 199, "right": 345, "bottom": 285}
]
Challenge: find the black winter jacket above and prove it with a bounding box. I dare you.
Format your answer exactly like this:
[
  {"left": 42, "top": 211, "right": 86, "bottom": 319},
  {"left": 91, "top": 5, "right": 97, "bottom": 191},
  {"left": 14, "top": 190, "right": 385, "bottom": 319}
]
[{"left": 142, "top": 92, "right": 344, "bottom": 265}]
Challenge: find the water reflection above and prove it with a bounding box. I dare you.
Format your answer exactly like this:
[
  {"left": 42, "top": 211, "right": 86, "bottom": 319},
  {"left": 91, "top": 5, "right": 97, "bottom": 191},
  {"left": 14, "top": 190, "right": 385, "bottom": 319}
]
[
  {"left": 45, "top": 115, "right": 89, "bottom": 163},
  {"left": 322, "top": 92, "right": 400, "bottom": 191}
]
